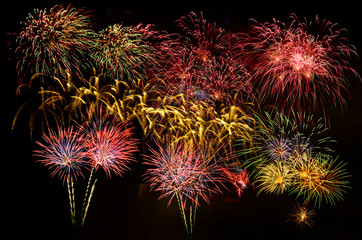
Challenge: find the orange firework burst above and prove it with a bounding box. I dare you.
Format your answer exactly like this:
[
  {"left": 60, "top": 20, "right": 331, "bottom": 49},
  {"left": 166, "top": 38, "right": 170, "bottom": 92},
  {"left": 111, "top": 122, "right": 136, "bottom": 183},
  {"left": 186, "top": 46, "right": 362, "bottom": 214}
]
[{"left": 289, "top": 204, "right": 316, "bottom": 228}]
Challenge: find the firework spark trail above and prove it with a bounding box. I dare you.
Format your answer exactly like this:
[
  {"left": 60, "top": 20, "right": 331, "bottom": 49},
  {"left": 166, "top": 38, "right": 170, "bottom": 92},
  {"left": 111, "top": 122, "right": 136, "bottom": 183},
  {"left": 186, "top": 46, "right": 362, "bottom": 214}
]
[{"left": 10, "top": 5, "right": 97, "bottom": 82}]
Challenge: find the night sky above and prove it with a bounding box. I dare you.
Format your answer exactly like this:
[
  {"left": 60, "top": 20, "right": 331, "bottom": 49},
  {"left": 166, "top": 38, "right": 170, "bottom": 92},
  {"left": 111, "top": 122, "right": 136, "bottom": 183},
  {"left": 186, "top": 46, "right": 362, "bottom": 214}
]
[{"left": 2, "top": 0, "right": 362, "bottom": 239}]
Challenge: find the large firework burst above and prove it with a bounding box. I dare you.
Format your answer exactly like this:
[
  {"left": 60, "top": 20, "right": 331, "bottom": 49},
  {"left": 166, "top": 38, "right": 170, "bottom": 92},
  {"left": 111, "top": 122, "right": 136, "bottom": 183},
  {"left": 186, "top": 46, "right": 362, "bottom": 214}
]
[
  {"left": 10, "top": 5, "right": 96, "bottom": 82},
  {"left": 238, "top": 14, "right": 359, "bottom": 116}
]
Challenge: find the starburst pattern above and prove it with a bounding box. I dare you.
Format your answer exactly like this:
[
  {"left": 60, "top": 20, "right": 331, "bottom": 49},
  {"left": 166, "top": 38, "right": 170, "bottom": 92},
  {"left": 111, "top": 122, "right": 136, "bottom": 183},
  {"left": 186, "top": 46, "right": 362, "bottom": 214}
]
[{"left": 34, "top": 125, "right": 87, "bottom": 182}]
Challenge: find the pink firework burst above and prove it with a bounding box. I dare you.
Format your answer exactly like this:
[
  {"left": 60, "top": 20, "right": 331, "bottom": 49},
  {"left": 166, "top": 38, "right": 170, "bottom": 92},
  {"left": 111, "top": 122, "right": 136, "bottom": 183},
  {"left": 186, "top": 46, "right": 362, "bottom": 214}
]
[
  {"left": 143, "top": 141, "right": 225, "bottom": 207},
  {"left": 34, "top": 125, "right": 87, "bottom": 182},
  {"left": 83, "top": 110, "right": 139, "bottom": 178},
  {"left": 238, "top": 14, "right": 359, "bottom": 116}
]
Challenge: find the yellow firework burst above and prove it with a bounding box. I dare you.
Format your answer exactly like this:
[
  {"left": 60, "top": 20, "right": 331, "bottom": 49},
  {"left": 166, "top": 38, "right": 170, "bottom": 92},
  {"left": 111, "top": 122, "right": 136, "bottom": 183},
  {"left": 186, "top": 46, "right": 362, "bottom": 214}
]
[{"left": 256, "top": 161, "right": 293, "bottom": 195}]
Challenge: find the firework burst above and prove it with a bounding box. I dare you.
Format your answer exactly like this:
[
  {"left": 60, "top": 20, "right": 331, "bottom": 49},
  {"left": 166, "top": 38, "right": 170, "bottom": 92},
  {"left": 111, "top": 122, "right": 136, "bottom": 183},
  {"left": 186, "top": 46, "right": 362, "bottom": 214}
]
[
  {"left": 34, "top": 125, "right": 87, "bottom": 225},
  {"left": 256, "top": 161, "right": 293, "bottom": 195},
  {"left": 289, "top": 203, "right": 316, "bottom": 228},
  {"left": 236, "top": 110, "right": 335, "bottom": 168},
  {"left": 10, "top": 5, "right": 96, "bottom": 82},
  {"left": 143, "top": 140, "right": 225, "bottom": 238},
  {"left": 34, "top": 125, "right": 87, "bottom": 182},
  {"left": 143, "top": 140, "right": 224, "bottom": 206},
  {"left": 92, "top": 23, "right": 156, "bottom": 81},
  {"left": 83, "top": 108, "right": 138, "bottom": 177},
  {"left": 223, "top": 166, "right": 252, "bottom": 198},
  {"left": 238, "top": 14, "right": 359, "bottom": 116}
]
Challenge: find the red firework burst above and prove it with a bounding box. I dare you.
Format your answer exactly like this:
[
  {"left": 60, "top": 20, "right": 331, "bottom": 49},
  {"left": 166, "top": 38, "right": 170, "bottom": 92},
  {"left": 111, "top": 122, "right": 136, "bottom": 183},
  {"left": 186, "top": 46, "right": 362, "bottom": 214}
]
[
  {"left": 223, "top": 167, "right": 252, "bottom": 198},
  {"left": 83, "top": 110, "right": 138, "bottom": 178},
  {"left": 238, "top": 14, "right": 359, "bottom": 116},
  {"left": 143, "top": 140, "right": 225, "bottom": 207}
]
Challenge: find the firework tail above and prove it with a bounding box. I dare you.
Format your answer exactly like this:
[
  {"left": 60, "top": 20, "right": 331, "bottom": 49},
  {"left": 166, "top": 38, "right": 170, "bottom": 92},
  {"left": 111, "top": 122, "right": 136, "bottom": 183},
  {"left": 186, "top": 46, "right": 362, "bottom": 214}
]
[
  {"left": 176, "top": 192, "right": 198, "bottom": 240},
  {"left": 81, "top": 167, "right": 98, "bottom": 226},
  {"left": 66, "top": 175, "right": 76, "bottom": 226}
]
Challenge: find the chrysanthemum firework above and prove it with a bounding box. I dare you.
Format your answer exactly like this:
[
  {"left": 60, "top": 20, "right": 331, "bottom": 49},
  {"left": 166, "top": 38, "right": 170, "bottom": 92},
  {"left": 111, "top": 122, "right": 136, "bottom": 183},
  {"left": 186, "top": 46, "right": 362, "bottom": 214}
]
[
  {"left": 10, "top": 5, "right": 97, "bottom": 82},
  {"left": 92, "top": 23, "right": 156, "bottom": 81},
  {"left": 143, "top": 140, "right": 224, "bottom": 207},
  {"left": 238, "top": 14, "right": 359, "bottom": 116}
]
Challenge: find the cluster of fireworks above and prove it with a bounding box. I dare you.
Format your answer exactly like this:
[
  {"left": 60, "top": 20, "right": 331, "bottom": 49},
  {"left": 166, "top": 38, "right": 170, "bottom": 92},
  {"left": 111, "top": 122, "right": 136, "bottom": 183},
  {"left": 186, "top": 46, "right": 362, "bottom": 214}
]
[{"left": 9, "top": 4, "right": 359, "bottom": 237}]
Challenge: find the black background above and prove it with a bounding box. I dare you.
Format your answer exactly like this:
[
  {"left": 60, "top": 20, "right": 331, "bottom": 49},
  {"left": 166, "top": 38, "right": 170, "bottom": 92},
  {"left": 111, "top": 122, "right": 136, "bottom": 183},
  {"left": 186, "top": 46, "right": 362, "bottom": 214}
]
[{"left": 2, "top": 0, "right": 362, "bottom": 239}]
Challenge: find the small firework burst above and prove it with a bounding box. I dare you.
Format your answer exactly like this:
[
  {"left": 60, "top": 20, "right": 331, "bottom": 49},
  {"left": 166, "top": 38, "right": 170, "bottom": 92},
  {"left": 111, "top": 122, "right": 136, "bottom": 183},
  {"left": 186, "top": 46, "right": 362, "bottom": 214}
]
[
  {"left": 264, "top": 134, "right": 292, "bottom": 161},
  {"left": 34, "top": 125, "right": 87, "bottom": 182},
  {"left": 10, "top": 5, "right": 96, "bottom": 82},
  {"left": 289, "top": 204, "right": 316, "bottom": 228},
  {"left": 92, "top": 23, "right": 155, "bottom": 81},
  {"left": 290, "top": 153, "right": 351, "bottom": 207},
  {"left": 256, "top": 161, "right": 293, "bottom": 195},
  {"left": 223, "top": 166, "right": 251, "bottom": 198}
]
